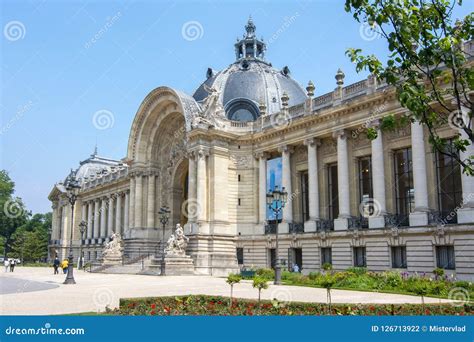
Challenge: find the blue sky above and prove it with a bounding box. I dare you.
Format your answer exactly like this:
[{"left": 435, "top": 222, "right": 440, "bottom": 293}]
[{"left": 1, "top": 0, "right": 472, "bottom": 213}]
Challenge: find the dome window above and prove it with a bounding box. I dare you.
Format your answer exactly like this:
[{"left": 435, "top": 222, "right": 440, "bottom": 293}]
[{"left": 225, "top": 98, "right": 260, "bottom": 122}]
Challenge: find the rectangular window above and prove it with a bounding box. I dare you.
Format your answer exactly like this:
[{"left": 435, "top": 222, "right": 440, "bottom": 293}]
[
  {"left": 353, "top": 247, "right": 366, "bottom": 267},
  {"left": 436, "top": 140, "right": 462, "bottom": 224},
  {"left": 391, "top": 246, "right": 407, "bottom": 268},
  {"left": 300, "top": 171, "right": 309, "bottom": 222},
  {"left": 436, "top": 245, "right": 455, "bottom": 270},
  {"left": 321, "top": 247, "right": 332, "bottom": 265},
  {"left": 358, "top": 156, "right": 372, "bottom": 228},
  {"left": 328, "top": 163, "right": 339, "bottom": 220},
  {"left": 236, "top": 248, "right": 244, "bottom": 265},
  {"left": 394, "top": 148, "right": 414, "bottom": 226}
]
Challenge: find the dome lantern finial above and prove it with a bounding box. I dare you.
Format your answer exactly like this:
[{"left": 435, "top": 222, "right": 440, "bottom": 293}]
[
  {"left": 234, "top": 17, "right": 266, "bottom": 61},
  {"left": 245, "top": 15, "right": 256, "bottom": 38},
  {"left": 335, "top": 68, "right": 345, "bottom": 87}
]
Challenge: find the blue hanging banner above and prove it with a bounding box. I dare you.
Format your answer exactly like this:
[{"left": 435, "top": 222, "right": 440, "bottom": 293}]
[{"left": 0, "top": 316, "right": 472, "bottom": 342}]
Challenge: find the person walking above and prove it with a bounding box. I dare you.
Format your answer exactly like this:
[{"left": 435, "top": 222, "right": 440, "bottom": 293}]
[
  {"left": 61, "top": 259, "right": 68, "bottom": 274},
  {"left": 4, "top": 259, "right": 9, "bottom": 273},
  {"left": 53, "top": 257, "right": 60, "bottom": 274},
  {"left": 9, "top": 259, "right": 15, "bottom": 272}
]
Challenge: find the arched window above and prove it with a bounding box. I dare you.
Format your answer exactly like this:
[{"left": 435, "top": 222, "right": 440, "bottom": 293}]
[{"left": 225, "top": 98, "right": 260, "bottom": 122}]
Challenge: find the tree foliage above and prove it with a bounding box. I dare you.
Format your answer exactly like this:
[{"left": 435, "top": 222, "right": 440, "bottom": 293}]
[{"left": 345, "top": 0, "right": 474, "bottom": 173}]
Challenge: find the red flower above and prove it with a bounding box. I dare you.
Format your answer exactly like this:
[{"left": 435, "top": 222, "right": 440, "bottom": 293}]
[
  {"left": 369, "top": 306, "right": 376, "bottom": 311},
  {"left": 150, "top": 310, "right": 156, "bottom": 315},
  {"left": 218, "top": 301, "right": 222, "bottom": 305},
  {"left": 425, "top": 309, "right": 431, "bottom": 315},
  {"left": 151, "top": 304, "right": 156, "bottom": 309}
]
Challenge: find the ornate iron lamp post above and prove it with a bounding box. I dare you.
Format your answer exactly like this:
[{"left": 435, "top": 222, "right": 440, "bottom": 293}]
[
  {"left": 266, "top": 185, "right": 288, "bottom": 285},
  {"left": 78, "top": 220, "right": 87, "bottom": 269},
  {"left": 158, "top": 206, "right": 170, "bottom": 276},
  {"left": 63, "top": 170, "right": 81, "bottom": 285}
]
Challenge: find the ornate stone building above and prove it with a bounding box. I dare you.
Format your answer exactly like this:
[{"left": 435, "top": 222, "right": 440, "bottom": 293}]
[{"left": 49, "top": 19, "right": 474, "bottom": 279}]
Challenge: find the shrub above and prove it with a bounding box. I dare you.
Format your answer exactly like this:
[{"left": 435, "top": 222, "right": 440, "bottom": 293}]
[
  {"left": 308, "top": 272, "right": 320, "bottom": 280},
  {"left": 433, "top": 268, "right": 445, "bottom": 280},
  {"left": 347, "top": 267, "right": 367, "bottom": 275},
  {"left": 322, "top": 263, "right": 333, "bottom": 271},
  {"left": 255, "top": 268, "right": 275, "bottom": 280}
]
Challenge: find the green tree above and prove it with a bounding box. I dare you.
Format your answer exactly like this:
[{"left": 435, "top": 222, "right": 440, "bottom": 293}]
[
  {"left": 226, "top": 273, "right": 242, "bottom": 306},
  {"left": 0, "top": 170, "right": 29, "bottom": 256},
  {"left": 252, "top": 277, "right": 269, "bottom": 304},
  {"left": 10, "top": 213, "right": 51, "bottom": 262},
  {"left": 345, "top": 0, "right": 474, "bottom": 173},
  {"left": 320, "top": 273, "right": 336, "bottom": 315}
]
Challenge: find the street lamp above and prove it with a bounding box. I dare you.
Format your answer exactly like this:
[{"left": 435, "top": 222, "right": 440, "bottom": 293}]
[
  {"left": 63, "top": 169, "right": 81, "bottom": 285},
  {"left": 158, "top": 206, "right": 170, "bottom": 276},
  {"left": 78, "top": 220, "right": 87, "bottom": 269},
  {"left": 266, "top": 185, "right": 288, "bottom": 285}
]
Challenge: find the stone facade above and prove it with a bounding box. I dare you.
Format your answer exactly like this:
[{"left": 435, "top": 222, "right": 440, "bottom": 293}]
[{"left": 48, "top": 20, "right": 474, "bottom": 280}]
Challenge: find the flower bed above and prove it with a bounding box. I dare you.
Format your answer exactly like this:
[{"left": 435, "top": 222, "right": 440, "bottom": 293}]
[{"left": 110, "top": 295, "right": 473, "bottom": 316}]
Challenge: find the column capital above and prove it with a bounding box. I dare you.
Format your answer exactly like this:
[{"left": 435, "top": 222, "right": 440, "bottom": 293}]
[
  {"left": 304, "top": 138, "right": 321, "bottom": 147},
  {"left": 367, "top": 119, "right": 382, "bottom": 130},
  {"left": 197, "top": 148, "right": 210, "bottom": 159},
  {"left": 254, "top": 151, "right": 269, "bottom": 160},
  {"left": 278, "top": 145, "right": 294, "bottom": 154},
  {"left": 332, "top": 129, "right": 348, "bottom": 140}
]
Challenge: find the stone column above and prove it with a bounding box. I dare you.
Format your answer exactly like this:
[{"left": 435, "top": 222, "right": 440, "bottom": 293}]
[
  {"left": 147, "top": 174, "right": 155, "bottom": 228},
  {"left": 456, "top": 106, "right": 474, "bottom": 223},
  {"left": 188, "top": 153, "right": 197, "bottom": 223},
  {"left": 81, "top": 203, "right": 87, "bottom": 223},
  {"left": 279, "top": 145, "right": 293, "bottom": 233},
  {"left": 116, "top": 193, "right": 122, "bottom": 234},
  {"left": 129, "top": 177, "right": 135, "bottom": 228},
  {"left": 93, "top": 200, "right": 100, "bottom": 240},
  {"left": 369, "top": 123, "right": 387, "bottom": 228},
  {"left": 87, "top": 201, "right": 93, "bottom": 240},
  {"left": 124, "top": 192, "right": 129, "bottom": 232},
  {"left": 257, "top": 152, "right": 268, "bottom": 224},
  {"left": 196, "top": 148, "right": 209, "bottom": 223},
  {"left": 135, "top": 174, "right": 143, "bottom": 228},
  {"left": 409, "top": 121, "right": 430, "bottom": 226},
  {"left": 304, "top": 138, "right": 320, "bottom": 232},
  {"left": 107, "top": 195, "right": 114, "bottom": 237},
  {"left": 51, "top": 204, "right": 59, "bottom": 240},
  {"left": 334, "top": 130, "right": 351, "bottom": 230},
  {"left": 100, "top": 197, "right": 107, "bottom": 239}
]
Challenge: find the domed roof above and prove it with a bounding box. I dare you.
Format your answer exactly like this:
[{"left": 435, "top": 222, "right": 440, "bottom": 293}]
[
  {"left": 192, "top": 18, "right": 307, "bottom": 121},
  {"left": 67, "top": 148, "right": 125, "bottom": 185}
]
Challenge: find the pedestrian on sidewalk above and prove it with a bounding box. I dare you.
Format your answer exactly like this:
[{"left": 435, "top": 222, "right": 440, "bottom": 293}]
[
  {"left": 61, "top": 259, "right": 68, "bottom": 274},
  {"left": 53, "top": 257, "right": 60, "bottom": 274},
  {"left": 4, "top": 259, "right": 9, "bottom": 273},
  {"left": 9, "top": 259, "right": 15, "bottom": 272}
]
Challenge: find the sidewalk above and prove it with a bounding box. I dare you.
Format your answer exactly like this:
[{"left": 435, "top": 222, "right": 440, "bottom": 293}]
[{"left": 0, "top": 267, "right": 452, "bottom": 315}]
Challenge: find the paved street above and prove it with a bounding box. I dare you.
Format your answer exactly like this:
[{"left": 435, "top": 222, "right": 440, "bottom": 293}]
[{"left": 0, "top": 267, "right": 452, "bottom": 315}]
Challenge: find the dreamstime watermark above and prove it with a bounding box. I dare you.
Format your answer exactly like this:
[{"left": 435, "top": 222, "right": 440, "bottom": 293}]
[
  {"left": 270, "top": 287, "right": 292, "bottom": 305},
  {"left": 5, "top": 323, "right": 84, "bottom": 336},
  {"left": 359, "top": 21, "right": 381, "bottom": 41},
  {"left": 181, "top": 21, "right": 204, "bottom": 41},
  {"left": 0, "top": 100, "right": 33, "bottom": 136},
  {"left": 3, "top": 20, "right": 26, "bottom": 41},
  {"left": 351, "top": 103, "right": 387, "bottom": 139},
  {"left": 267, "top": 13, "right": 300, "bottom": 45},
  {"left": 358, "top": 198, "right": 382, "bottom": 218},
  {"left": 92, "top": 109, "right": 115, "bottom": 130},
  {"left": 3, "top": 199, "right": 24, "bottom": 219},
  {"left": 92, "top": 287, "right": 115, "bottom": 311},
  {"left": 181, "top": 198, "right": 202, "bottom": 220},
  {"left": 448, "top": 287, "right": 470, "bottom": 307},
  {"left": 447, "top": 108, "right": 470, "bottom": 130},
  {"left": 270, "top": 112, "right": 292, "bottom": 129},
  {"left": 84, "top": 11, "right": 122, "bottom": 49}
]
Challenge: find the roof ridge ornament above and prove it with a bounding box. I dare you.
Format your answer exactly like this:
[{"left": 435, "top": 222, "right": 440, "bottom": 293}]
[{"left": 234, "top": 17, "right": 266, "bottom": 61}]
